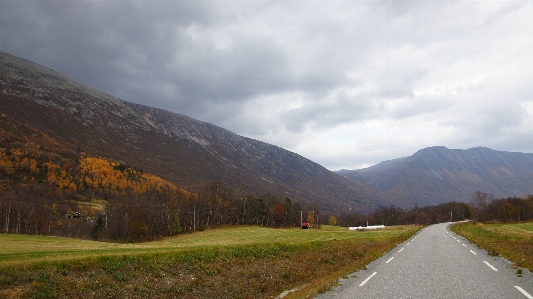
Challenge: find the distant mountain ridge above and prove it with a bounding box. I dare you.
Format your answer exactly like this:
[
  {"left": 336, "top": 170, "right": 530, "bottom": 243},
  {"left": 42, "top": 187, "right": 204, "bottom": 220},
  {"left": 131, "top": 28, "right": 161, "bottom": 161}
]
[
  {"left": 0, "top": 51, "right": 385, "bottom": 214},
  {"left": 336, "top": 146, "right": 533, "bottom": 207}
]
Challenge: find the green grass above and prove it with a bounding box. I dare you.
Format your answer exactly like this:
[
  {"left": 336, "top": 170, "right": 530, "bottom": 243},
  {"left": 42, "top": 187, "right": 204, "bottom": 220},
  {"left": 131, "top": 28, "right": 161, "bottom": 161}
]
[
  {"left": 0, "top": 225, "right": 413, "bottom": 266},
  {"left": 451, "top": 221, "right": 533, "bottom": 272},
  {"left": 0, "top": 225, "right": 419, "bottom": 298}
]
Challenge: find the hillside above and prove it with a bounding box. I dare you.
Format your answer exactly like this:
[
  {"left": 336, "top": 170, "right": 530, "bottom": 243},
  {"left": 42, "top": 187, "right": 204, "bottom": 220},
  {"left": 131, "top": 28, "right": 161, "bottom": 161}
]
[
  {"left": 0, "top": 51, "right": 386, "bottom": 214},
  {"left": 337, "top": 146, "right": 533, "bottom": 207}
]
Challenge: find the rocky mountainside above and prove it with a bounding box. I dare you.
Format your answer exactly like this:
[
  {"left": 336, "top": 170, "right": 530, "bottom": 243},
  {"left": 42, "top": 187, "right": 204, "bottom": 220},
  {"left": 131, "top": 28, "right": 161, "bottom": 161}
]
[
  {"left": 336, "top": 146, "right": 533, "bottom": 207},
  {"left": 0, "top": 51, "right": 386, "bottom": 214}
]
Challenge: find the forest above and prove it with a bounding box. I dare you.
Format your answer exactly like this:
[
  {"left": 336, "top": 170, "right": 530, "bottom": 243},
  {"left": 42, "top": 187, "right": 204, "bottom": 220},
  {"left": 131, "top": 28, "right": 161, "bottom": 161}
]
[{"left": 336, "top": 201, "right": 471, "bottom": 228}]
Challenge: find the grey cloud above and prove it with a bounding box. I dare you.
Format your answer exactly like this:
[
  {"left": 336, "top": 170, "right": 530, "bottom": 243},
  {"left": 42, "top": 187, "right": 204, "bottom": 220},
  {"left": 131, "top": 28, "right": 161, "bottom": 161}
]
[
  {"left": 282, "top": 87, "right": 372, "bottom": 133},
  {"left": 375, "top": 68, "right": 428, "bottom": 99}
]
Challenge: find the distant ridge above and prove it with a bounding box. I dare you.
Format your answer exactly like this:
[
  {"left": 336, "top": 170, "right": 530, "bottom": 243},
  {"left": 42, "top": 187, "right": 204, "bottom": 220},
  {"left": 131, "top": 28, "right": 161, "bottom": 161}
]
[
  {"left": 0, "top": 51, "right": 386, "bottom": 214},
  {"left": 336, "top": 146, "right": 533, "bottom": 206}
]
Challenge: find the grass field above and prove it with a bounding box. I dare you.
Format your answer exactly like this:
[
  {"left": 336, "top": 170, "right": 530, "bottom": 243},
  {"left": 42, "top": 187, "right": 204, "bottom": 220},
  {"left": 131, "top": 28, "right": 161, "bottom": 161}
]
[
  {"left": 451, "top": 221, "right": 533, "bottom": 272},
  {"left": 0, "top": 225, "right": 412, "bottom": 266},
  {"left": 0, "top": 225, "right": 419, "bottom": 298}
]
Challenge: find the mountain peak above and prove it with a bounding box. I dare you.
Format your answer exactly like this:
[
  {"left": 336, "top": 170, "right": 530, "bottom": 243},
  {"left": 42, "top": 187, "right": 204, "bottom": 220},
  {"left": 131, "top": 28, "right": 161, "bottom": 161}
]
[{"left": 336, "top": 146, "right": 533, "bottom": 207}]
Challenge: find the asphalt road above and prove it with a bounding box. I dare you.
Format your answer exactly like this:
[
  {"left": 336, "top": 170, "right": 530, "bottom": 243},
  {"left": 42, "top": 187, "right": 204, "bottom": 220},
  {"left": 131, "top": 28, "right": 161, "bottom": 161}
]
[{"left": 316, "top": 223, "right": 533, "bottom": 299}]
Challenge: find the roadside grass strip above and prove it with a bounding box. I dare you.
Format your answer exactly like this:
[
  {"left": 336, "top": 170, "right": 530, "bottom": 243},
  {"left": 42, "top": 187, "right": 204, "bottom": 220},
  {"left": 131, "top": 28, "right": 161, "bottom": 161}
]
[{"left": 451, "top": 222, "right": 533, "bottom": 272}]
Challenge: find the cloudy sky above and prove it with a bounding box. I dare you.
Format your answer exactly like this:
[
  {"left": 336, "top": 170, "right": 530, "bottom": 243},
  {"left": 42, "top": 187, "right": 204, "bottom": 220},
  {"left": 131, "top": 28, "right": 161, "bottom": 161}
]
[{"left": 1, "top": 0, "right": 532, "bottom": 171}]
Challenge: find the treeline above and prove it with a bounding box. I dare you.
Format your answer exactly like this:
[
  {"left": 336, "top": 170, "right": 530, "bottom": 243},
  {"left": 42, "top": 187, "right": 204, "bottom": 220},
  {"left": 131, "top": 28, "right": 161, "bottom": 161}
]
[
  {"left": 335, "top": 201, "right": 471, "bottom": 227},
  {"left": 0, "top": 184, "right": 95, "bottom": 237},
  {"left": 102, "top": 177, "right": 317, "bottom": 242},
  {"left": 334, "top": 191, "right": 533, "bottom": 228},
  {"left": 469, "top": 191, "right": 533, "bottom": 222},
  {"left": 0, "top": 177, "right": 317, "bottom": 242}
]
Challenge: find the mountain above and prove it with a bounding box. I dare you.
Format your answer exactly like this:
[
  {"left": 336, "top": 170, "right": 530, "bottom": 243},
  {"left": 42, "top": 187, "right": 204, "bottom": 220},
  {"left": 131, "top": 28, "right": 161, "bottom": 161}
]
[
  {"left": 0, "top": 51, "right": 386, "bottom": 214},
  {"left": 336, "top": 146, "right": 533, "bottom": 207}
]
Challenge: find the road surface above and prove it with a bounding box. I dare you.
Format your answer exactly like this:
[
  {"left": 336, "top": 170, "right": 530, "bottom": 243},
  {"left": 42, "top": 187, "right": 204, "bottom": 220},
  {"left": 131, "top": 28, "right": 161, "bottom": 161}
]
[{"left": 316, "top": 223, "right": 533, "bottom": 299}]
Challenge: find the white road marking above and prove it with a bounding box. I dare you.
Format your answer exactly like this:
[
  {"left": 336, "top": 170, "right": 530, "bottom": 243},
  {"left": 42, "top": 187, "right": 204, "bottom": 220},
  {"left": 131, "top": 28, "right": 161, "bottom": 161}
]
[
  {"left": 483, "top": 261, "right": 498, "bottom": 271},
  {"left": 462, "top": 244, "right": 467, "bottom": 247},
  {"left": 470, "top": 250, "right": 477, "bottom": 255},
  {"left": 386, "top": 257, "right": 394, "bottom": 264},
  {"left": 407, "top": 242, "right": 410, "bottom": 246},
  {"left": 457, "top": 240, "right": 461, "bottom": 243},
  {"left": 398, "top": 248, "right": 404, "bottom": 253},
  {"left": 515, "top": 286, "right": 533, "bottom": 299},
  {"left": 359, "top": 272, "right": 377, "bottom": 287}
]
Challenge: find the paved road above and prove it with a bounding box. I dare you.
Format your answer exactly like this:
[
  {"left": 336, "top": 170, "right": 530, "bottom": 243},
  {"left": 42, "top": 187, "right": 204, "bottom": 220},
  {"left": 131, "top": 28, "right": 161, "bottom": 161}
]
[{"left": 317, "top": 223, "right": 533, "bottom": 299}]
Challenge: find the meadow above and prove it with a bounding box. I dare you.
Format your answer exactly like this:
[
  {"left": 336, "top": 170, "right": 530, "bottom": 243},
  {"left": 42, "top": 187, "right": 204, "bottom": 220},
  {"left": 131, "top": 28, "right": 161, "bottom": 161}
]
[
  {"left": 451, "top": 221, "right": 533, "bottom": 272},
  {"left": 0, "top": 225, "right": 418, "bottom": 298}
]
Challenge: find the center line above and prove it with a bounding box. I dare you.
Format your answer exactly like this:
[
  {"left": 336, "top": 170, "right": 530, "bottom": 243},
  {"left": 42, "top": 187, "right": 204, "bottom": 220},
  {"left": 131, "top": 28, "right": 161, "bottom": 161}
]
[
  {"left": 515, "top": 286, "right": 533, "bottom": 299},
  {"left": 386, "top": 257, "right": 394, "bottom": 264},
  {"left": 470, "top": 250, "right": 477, "bottom": 255},
  {"left": 359, "top": 272, "right": 377, "bottom": 287},
  {"left": 462, "top": 244, "right": 467, "bottom": 247},
  {"left": 483, "top": 261, "right": 498, "bottom": 271},
  {"left": 398, "top": 248, "right": 404, "bottom": 252}
]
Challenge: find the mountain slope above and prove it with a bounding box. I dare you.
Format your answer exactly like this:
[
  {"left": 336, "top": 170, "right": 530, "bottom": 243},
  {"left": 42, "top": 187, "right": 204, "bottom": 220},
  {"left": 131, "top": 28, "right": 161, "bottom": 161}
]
[
  {"left": 337, "top": 146, "right": 533, "bottom": 207},
  {"left": 0, "top": 51, "right": 385, "bottom": 214}
]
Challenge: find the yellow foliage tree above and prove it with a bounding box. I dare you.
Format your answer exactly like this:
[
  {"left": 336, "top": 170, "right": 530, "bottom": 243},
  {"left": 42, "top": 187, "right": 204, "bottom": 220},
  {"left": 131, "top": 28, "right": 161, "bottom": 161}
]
[
  {"left": 307, "top": 211, "right": 314, "bottom": 228},
  {"left": 79, "top": 157, "right": 178, "bottom": 194}
]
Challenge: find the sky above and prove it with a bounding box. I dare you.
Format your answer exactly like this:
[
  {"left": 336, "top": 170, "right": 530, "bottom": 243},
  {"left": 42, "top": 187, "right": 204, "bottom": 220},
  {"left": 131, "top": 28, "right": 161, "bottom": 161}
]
[{"left": 1, "top": 0, "right": 532, "bottom": 171}]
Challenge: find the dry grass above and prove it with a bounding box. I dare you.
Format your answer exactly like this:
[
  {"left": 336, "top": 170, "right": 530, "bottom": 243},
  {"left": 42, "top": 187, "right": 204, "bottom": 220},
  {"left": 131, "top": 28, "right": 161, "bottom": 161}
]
[{"left": 0, "top": 225, "right": 419, "bottom": 298}]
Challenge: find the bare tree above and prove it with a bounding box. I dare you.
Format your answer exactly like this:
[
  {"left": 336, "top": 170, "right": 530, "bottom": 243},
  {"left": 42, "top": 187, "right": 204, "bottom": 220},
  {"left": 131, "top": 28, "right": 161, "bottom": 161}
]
[{"left": 470, "top": 191, "right": 492, "bottom": 221}]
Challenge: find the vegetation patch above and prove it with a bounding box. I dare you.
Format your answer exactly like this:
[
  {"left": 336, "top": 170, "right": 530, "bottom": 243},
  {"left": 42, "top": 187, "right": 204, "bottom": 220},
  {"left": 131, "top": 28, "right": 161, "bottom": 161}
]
[
  {"left": 0, "top": 225, "right": 418, "bottom": 298},
  {"left": 451, "top": 221, "right": 533, "bottom": 272}
]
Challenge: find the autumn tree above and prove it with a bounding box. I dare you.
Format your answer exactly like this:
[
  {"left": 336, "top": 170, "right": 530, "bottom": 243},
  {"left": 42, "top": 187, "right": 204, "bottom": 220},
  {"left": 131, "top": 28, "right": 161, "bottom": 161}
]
[
  {"left": 307, "top": 211, "right": 314, "bottom": 228},
  {"left": 470, "top": 191, "right": 492, "bottom": 221}
]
